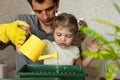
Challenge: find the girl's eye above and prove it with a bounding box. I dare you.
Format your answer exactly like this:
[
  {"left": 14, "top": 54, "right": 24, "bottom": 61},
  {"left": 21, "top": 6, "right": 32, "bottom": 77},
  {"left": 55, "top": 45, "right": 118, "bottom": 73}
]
[
  {"left": 56, "top": 33, "right": 61, "bottom": 36},
  {"left": 66, "top": 35, "right": 73, "bottom": 38}
]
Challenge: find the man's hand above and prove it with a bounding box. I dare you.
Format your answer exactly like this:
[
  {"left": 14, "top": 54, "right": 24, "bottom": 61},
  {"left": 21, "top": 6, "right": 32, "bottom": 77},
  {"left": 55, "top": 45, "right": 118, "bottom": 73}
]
[{"left": 0, "top": 20, "right": 30, "bottom": 48}]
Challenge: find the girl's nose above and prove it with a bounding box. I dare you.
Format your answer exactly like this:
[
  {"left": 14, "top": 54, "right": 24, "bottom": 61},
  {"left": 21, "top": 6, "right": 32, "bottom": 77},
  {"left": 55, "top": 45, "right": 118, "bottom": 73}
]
[{"left": 61, "top": 36, "right": 66, "bottom": 42}]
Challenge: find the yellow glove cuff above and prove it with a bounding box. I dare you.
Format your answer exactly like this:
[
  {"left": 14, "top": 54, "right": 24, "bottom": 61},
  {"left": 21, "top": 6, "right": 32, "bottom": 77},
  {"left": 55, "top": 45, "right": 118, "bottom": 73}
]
[{"left": 0, "top": 24, "right": 9, "bottom": 43}]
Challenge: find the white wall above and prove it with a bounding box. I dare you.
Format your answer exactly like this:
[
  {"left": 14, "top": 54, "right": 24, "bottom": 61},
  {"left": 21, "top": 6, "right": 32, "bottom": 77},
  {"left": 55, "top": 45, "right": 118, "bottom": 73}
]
[
  {"left": 0, "top": 0, "right": 33, "bottom": 23},
  {"left": 59, "top": 0, "right": 120, "bottom": 41}
]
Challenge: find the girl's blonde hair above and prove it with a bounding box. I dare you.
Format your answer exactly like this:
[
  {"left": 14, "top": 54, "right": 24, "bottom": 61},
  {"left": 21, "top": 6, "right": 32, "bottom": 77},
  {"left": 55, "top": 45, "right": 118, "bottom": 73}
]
[
  {"left": 53, "top": 13, "right": 78, "bottom": 34},
  {"left": 72, "top": 19, "right": 88, "bottom": 47}
]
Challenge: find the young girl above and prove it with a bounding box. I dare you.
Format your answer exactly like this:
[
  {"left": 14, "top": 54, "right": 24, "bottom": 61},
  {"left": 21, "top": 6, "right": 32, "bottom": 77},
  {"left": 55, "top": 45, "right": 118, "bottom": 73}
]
[{"left": 43, "top": 13, "right": 99, "bottom": 67}]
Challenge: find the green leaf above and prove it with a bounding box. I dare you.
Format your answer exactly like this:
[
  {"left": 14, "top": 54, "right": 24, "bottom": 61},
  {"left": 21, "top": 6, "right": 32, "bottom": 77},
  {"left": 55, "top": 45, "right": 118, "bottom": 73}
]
[
  {"left": 79, "top": 26, "right": 113, "bottom": 51},
  {"left": 93, "top": 18, "right": 120, "bottom": 32},
  {"left": 82, "top": 51, "right": 117, "bottom": 60},
  {"left": 106, "top": 63, "right": 119, "bottom": 80},
  {"left": 116, "top": 39, "right": 120, "bottom": 44},
  {"left": 114, "top": 2, "right": 120, "bottom": 15}
]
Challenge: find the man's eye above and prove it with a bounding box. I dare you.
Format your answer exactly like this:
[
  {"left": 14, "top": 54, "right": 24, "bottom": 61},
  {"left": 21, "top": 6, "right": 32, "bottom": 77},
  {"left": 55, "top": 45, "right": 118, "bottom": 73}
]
[
  {"left": 46, "top": 6, "right": 55, "bottom": 11},
  {"left": 34, "top": 10, "right": 42, "bottom": 14}
]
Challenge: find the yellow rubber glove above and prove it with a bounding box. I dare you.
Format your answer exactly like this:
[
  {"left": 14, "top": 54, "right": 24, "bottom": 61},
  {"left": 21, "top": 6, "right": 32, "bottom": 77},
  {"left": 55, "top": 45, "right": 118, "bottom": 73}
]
[{"left": 0, "top": 20, "right": 30, "bottom": 48}]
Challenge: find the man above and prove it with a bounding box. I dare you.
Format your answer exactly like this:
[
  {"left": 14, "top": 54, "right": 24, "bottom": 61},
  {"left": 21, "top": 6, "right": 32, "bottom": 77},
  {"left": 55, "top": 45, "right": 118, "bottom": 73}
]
[{"left": 8, "top": 0, "right": 60, "bottom": 77}]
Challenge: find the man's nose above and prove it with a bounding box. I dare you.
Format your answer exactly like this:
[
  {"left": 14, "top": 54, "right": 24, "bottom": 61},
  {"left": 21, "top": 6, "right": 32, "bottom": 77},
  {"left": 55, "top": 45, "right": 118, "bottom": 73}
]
[{"left": 42, "top": 11, "right": 49, "bottom": 20}]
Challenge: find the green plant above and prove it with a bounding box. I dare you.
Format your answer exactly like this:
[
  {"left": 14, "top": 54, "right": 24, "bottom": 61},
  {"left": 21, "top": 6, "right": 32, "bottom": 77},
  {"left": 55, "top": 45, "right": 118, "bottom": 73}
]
[{"left": 79, "top": 2, "right": 120, "bottom": 80}]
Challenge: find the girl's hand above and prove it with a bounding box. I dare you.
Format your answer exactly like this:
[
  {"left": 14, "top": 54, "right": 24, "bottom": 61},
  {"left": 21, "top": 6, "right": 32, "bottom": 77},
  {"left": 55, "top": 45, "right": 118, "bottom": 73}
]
[{"left": 86, "top": 39, "right": 100, "bottom": 52}]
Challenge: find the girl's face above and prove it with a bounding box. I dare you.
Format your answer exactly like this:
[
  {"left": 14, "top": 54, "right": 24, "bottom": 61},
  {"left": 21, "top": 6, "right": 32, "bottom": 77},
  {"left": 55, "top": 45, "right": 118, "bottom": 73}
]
[{"left": 53, "top": 26, "right": 74, "bottom": 48}]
